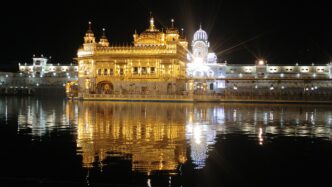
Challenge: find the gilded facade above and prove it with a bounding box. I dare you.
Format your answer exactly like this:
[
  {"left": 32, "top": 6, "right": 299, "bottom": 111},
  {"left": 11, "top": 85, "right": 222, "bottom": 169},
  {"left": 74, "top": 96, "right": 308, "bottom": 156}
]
[
  {"left": 75, "top": 17, "right": 188, "bottom": 97},
  {"left": 62, "top": 16, "right": 332, "bottom": 100}
]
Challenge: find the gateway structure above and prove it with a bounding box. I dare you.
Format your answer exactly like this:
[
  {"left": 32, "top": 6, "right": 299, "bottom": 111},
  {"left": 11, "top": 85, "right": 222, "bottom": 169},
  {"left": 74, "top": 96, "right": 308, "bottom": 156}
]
[{"left": 186, "top": 25, "right": 225, "bottom": 94}]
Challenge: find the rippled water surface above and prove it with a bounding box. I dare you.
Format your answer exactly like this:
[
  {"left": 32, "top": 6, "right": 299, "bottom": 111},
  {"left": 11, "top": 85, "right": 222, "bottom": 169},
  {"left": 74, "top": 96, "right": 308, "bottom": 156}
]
[{"left": 1, "top": 97, "right": 332, "bottom": 186}]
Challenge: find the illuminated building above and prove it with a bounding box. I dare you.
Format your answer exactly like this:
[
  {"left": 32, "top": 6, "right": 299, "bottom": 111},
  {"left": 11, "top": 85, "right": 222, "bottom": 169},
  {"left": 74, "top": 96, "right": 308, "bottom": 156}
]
[
  {"left": 0, "top": 56, "right": 77, "bottom": 95},
  {"left": 186, "top": 26, "right": 332, "bottom": 97},
  {"left": 186, "top": 25, "right": 225, "bottom": 94},
  {"left": 223, "top": 59, "right": 332, "bottom": 99},
  {"left": 19, "top": 55, "right": 77, "bottom": 78},
  {"left": 2, "top": 15, "right": 328, "bottom": 99},
  {"left": 74, "top": 16, "right": 188, "bottom": 97},
  {"left": 64, "top": 16, "right": 332, "bottom": 100}
]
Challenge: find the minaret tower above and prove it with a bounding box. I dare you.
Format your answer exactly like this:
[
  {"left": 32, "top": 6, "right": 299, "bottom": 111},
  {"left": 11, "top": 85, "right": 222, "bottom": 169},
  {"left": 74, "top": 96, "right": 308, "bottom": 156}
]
[
  {"left": 165, "top": 18, "right": 180, "bottom": 43},
  {"left": 192, "top": 24, "right": 209, "bottom": 62},
  {"left": 83, "top": 21, "right": 97, "bottom": 50},
  {"left": 84, "top": 21, "right": 95, "bottom": 43},
  {"left": 99, "top": 28, "right": 110, "bottom": 47},
  {"left": 148, "top": 12, "right": 158, "bottom": 32}
]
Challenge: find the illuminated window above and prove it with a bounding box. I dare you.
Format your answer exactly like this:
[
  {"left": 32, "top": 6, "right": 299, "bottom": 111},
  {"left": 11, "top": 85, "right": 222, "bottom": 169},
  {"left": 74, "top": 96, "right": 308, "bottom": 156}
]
[
  {"left": 133, "top": 67, "right": 138, "bottom": 74},
  {"left": 109, "top": 69, "right": 113, "bottom": 75},
  {"left": 150, "top": 67, "right": 155, "bottom": 74},
  {"left": 104, "top": 69, "right": 108, "bottom": 75},
  {"left": 317, "top": 68, "right": 325, "bottom": 72},
  {"left": 97, "top": 69, "right": 102, "bottom": 75},
  {"left": 244, "top": 68, "right": 252, "bottom": 73},
  {"left": 141, "top": 67, "right": 147, "bottom": 75},
  {"left": 301, "top": 68, "right": 309, "bottom": 72},
  {"left": 120, "top": 68, "right": 124, "bottom": 75}
]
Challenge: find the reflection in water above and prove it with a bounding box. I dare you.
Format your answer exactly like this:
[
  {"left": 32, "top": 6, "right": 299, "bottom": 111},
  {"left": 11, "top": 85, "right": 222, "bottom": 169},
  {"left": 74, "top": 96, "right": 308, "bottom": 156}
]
[
  {"left": 67, "top": 102, "right": 332, "bottom": 171},
  {"left": 0, "top": 98, "right": 70, "bottom": 138},
  {"left": 186, "top": 106, "right": 224, "bottom": 169},
  {"left": 71, "top": 101, "right": 188, "bottom": 173},
  {"left": 1, "top": 97, "right": 332, "bottom": 173}
]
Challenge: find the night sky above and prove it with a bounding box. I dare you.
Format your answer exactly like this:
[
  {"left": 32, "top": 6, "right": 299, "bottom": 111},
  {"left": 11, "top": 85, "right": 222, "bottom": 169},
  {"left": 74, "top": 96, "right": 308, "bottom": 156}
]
[{"left": 1, "top": 0, "right": 331, "bottom": 71}]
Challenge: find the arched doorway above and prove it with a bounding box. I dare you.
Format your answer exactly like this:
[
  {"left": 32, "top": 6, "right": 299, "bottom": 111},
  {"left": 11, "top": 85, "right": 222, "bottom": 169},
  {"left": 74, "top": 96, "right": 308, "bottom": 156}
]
[
  {"left": 96, "top": 81, "right": 114, "bottom": 94},
  {"left": 209, "top": 83, "right": 214, "bottom": 90},
  {"left": 167, "top": 83, "right": 172, "bottom": 94},
  {"left": 195, "top": 82, "right": 207, "bottom": 94}
]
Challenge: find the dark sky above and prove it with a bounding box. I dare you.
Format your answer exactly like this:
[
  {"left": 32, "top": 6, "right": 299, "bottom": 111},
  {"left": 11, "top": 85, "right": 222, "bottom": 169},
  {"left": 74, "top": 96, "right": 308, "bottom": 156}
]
[{"left": 1, "top": 0, "right": 331, "bottom": 71}]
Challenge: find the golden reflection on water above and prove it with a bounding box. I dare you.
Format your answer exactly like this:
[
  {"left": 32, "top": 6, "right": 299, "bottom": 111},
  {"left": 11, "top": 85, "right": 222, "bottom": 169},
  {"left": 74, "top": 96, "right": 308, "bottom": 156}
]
[
  {"left": 70, "top": 101, "right": 189, "bottom": 173},
  {"left": 66, "top": 102, "right": 332, "bottom": 172},
  {"left": 4, "top": 97, "right": 331, "bottom": 172},
  {"left": 2, "top": 96, "right": 332, "bottom": 174}
]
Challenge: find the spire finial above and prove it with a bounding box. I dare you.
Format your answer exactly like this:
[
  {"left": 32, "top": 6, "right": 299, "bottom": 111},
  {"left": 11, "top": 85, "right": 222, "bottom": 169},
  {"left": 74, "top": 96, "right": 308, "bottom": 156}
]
[
  {"left": 99, "top": 27, "right": 109, "bottom": 46},
  {"left": 88, "top": 21, "right": 92, "bottom": 30},
  {"left": 181, "top": 28, "right": 184, "bottom": 37},
  {"left": 171, "top": 18, "right": 174, "bottom": 28},
  {"left": 134, "top": 29, "right": 137, "bottom": 34},
  {"left": 149, "top": 12, "right": 155, "bottom": 31},
  {"left": 199, "top": 23, "right": 202, "bottom": 29}
]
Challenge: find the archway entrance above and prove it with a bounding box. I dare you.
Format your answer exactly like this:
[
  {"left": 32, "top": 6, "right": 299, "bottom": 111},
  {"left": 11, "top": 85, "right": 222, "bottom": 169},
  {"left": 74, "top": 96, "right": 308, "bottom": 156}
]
[
  {"left": 96, "top": 81, "right": 114, "bottom": 94},
  {"left": 194, "top": 82, "right": 207, "bottom": 94},
  {"left": 209, "top": 83, "right": 214, "bottom": 90}
]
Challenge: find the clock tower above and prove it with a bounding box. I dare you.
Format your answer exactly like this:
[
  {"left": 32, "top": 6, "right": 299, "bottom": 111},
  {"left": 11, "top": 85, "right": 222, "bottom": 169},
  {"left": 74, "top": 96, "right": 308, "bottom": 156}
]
[{"left": 192, "top": 25, "right": 209, "bottom": 62}]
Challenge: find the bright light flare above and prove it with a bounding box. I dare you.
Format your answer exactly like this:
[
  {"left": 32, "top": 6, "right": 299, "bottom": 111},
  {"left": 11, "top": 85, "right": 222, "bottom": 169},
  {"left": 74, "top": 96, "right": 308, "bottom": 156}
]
[{"left": 258, "top": 59, "right": 265, "bottom": 65}]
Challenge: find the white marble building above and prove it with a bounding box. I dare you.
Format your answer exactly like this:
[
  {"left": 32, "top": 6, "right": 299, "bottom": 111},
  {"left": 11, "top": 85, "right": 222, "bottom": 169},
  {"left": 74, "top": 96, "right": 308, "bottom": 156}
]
[
  {"left": 0, "top": 56, "right": 78, "bottom": 96},
  {"left": 185, "top": 26, "right": 332, "bottom": 98},
  {"left": 19, "top": 55, "right": 78, "bottom": 78},
  {"left": 186, "top": 26, "right": 225, "bottom": 94}
]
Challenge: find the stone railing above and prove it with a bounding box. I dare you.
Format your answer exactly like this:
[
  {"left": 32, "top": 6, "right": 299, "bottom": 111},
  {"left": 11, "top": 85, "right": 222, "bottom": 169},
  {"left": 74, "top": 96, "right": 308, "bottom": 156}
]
[{"left": 81, "top": 93, "right": 332, "bottom": 102}]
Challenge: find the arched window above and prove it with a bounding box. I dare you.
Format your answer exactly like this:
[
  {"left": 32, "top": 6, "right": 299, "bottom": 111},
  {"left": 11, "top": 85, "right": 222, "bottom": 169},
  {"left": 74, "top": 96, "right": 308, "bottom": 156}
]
[{"left": 210, "top": 83, "right": 214, "bottom": 90}]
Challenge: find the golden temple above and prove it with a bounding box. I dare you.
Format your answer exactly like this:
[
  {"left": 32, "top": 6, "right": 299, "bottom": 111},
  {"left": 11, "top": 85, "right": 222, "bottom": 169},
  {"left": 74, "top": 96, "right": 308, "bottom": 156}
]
[{"left": 69, "top": 15, "right": 188, "bottom": 97}]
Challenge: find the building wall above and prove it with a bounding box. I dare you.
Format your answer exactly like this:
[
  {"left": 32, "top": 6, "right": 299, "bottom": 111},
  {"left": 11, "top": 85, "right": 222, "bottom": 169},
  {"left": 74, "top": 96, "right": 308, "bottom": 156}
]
[
  {"left": 19, "top": 57, "right": 78, "bottom": 78},
  {"left": 225, "top": 64, "right": 332, "bottom": 79},
  {"left": 223, "top": 79, "right": 332, "bottom": 100},
  {"left": 75, "top": 18, "right": 188, "bottom": 96}
]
